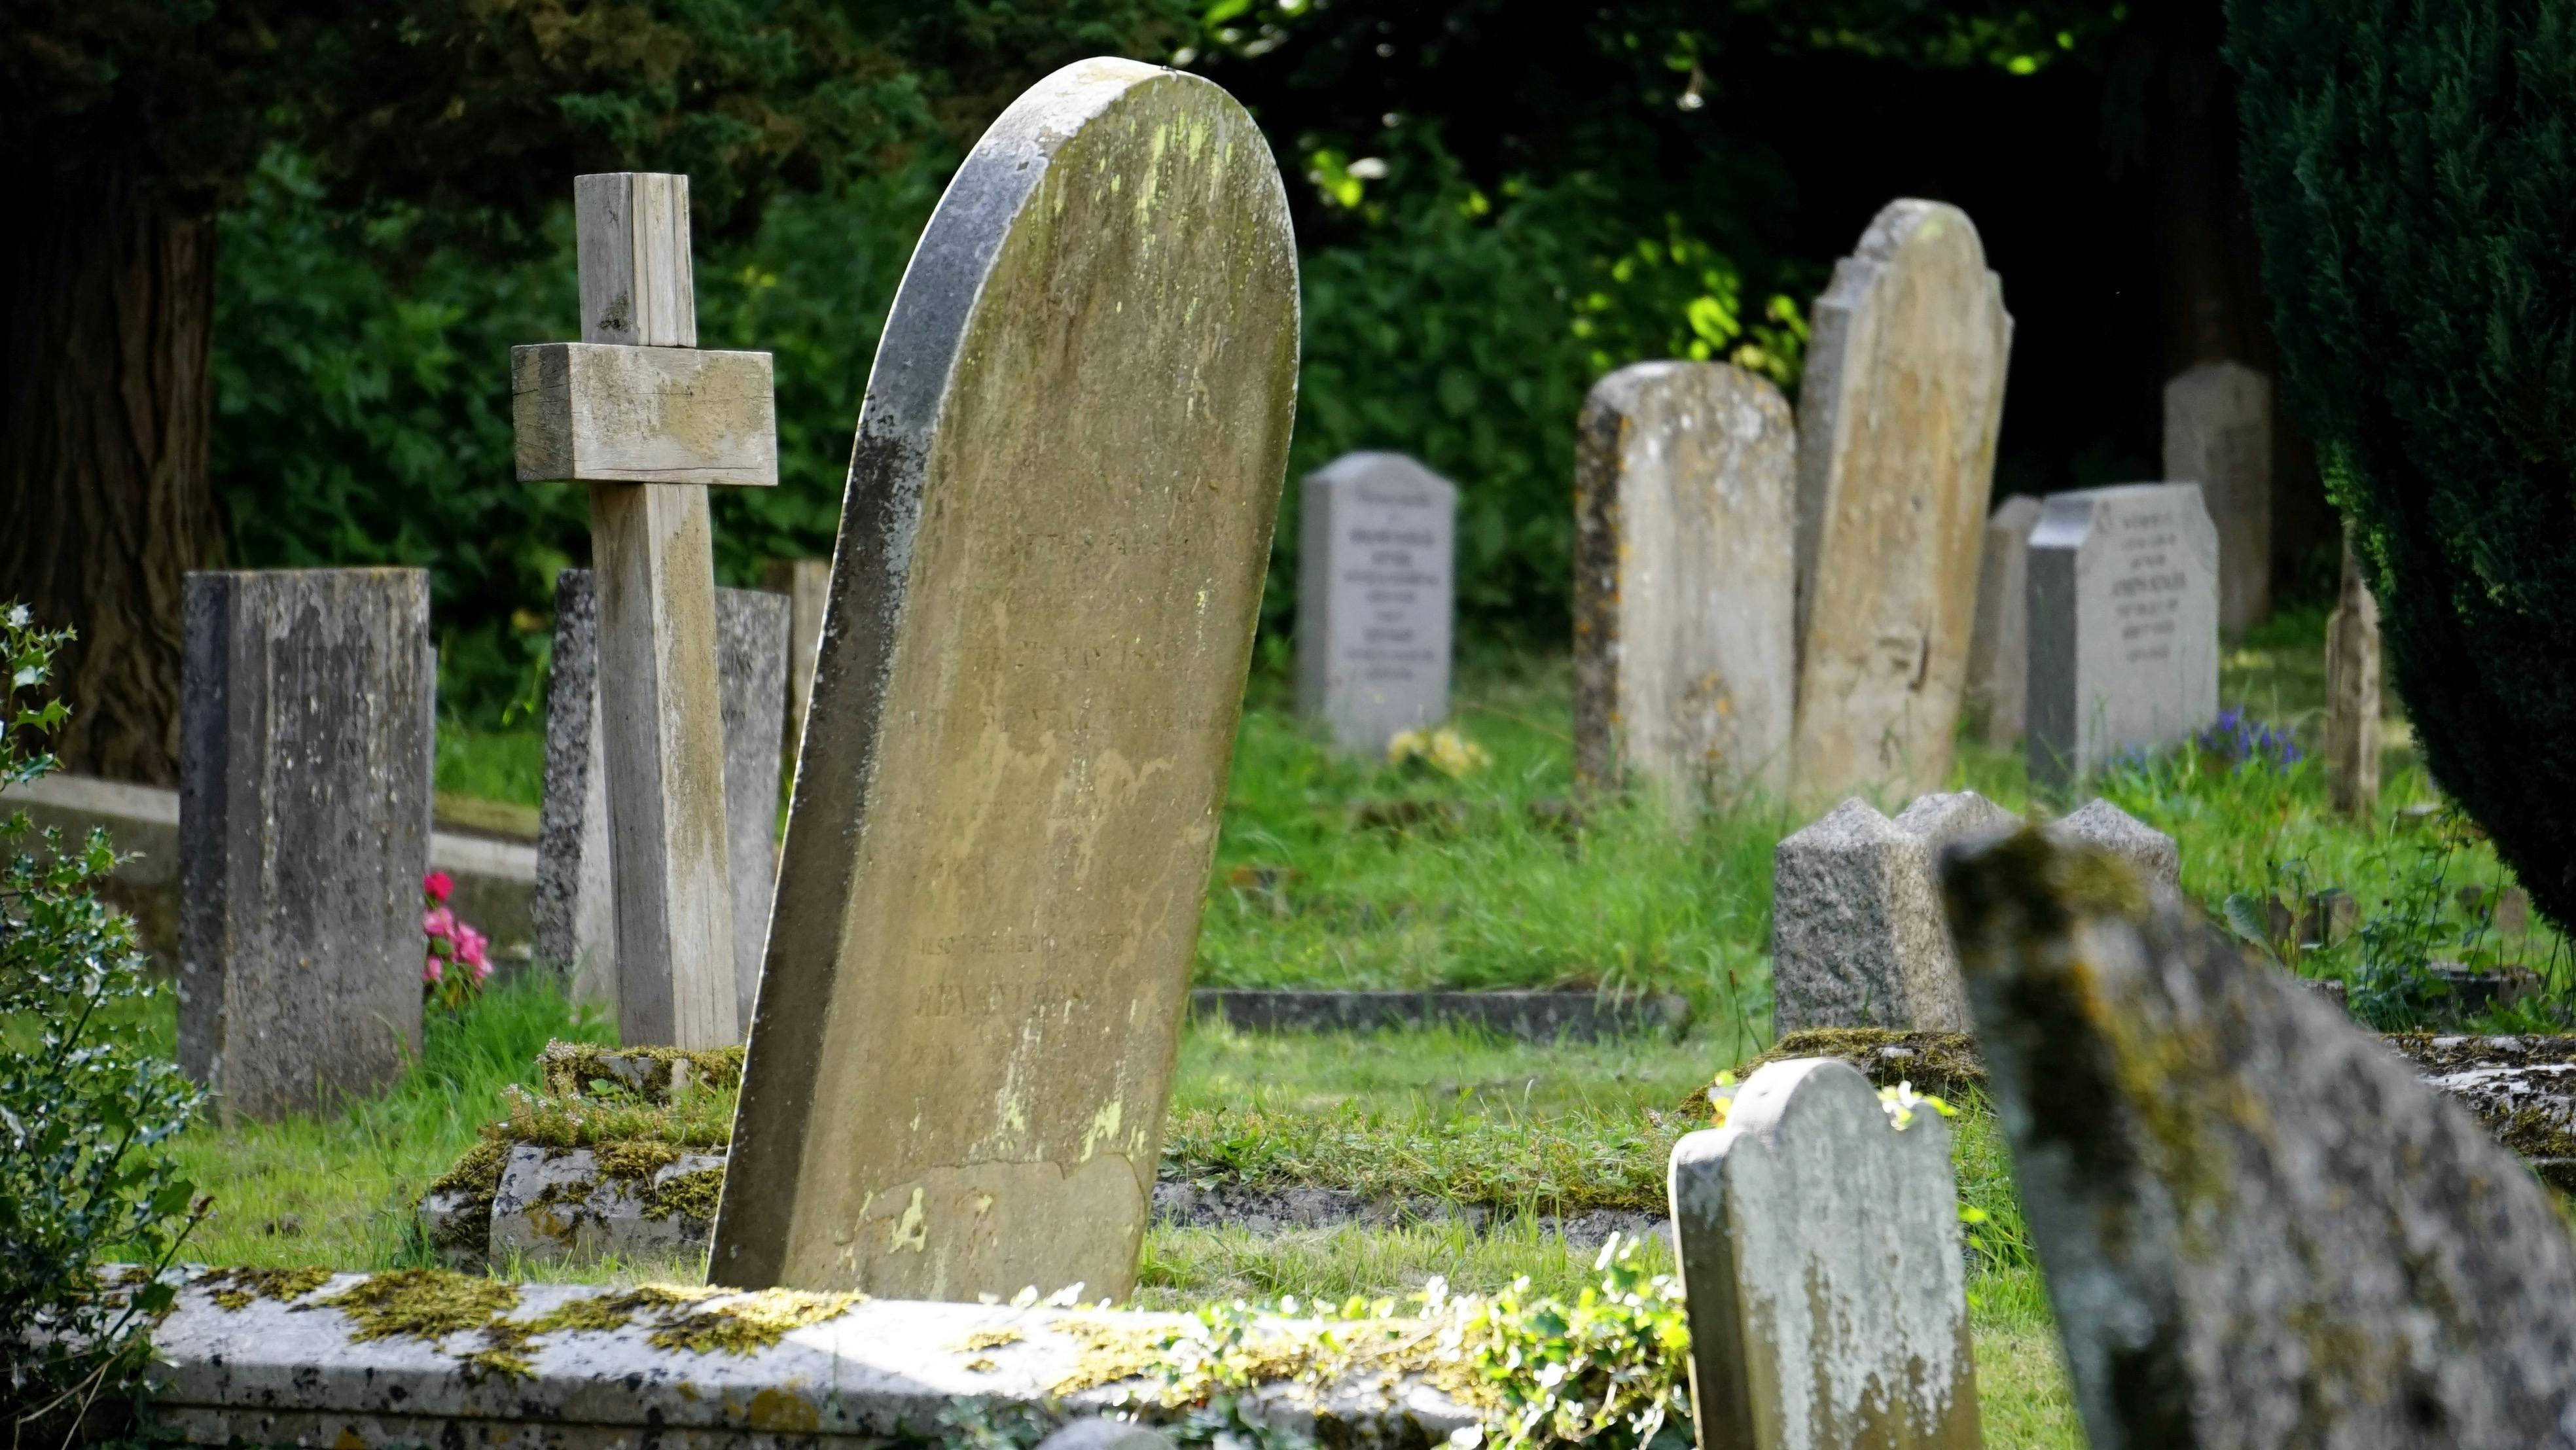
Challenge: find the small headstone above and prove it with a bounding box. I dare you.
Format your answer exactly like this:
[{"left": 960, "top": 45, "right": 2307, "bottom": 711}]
[
  {"left": 2026, "top": 484, "right": 2220, "bottom": 793},
  {"left": 1670, "top": 1057, "right": 1982, "bottom": 1450},
  {"left": 1944, "top": 827, "right": 2576, "bottom": 1447},
  {"left": 714, "top": 58, "right": 1300, "bottom": 1303},
  {"left": 178, "top": 569, "right": 433, "bottom": 1122},
  {"left": 2046, "top": 797, "right": 2180, "bottom": 894},
  {"left": 2324, "top": 533, "right": 2381, "bottom": 819},
  {"left": 761, "top": 557, "right": 832, "bottom": 776},
  {"left": 1573, "top": 361, "right": 1797, "bottom": 807},
  {"left": 1296, "top": 452, "right": 1457, "bottom": 754},
  {"left": 1961, "top": 494, "right": 2043, "bottom": 745},
  {"left": 1792, "top": 199, "right": 2012, "bottom": 802},
  {"left": 1771, "top": 790, "right": 2014, "bottom": 1034},
  {"left": 2161, "top": 361, "right": 2271, "bottom": 631},
  {"left": 535, "top": 569, "right": 789, "bottom": 1029}
]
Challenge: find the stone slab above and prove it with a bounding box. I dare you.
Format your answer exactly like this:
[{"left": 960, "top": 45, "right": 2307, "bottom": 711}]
[
  {"left": 2026, "top": 483, "right": 2221, "bottom": 792},
  {"left": 1670, "top": 1058, "right": 1981, "bottom": 1450},
  {"left": 178, "top": 569, "right": 433, "bottom": 1122},
  {"left": 1771, "top": 790, "right": 2014, "bottom": 1034},
  {"left": 1943, "top": 828, "right": 2576, "bottom": 1446},
  {"left": 1297, "top": 452, "right": 1458, "bottom": 754},
  {"left": 1190, "top": 988, "right": 1690, "bottom": 1040},
  {"left": 1573, "top": 361, "right": 1797, "bottom": 807},
  {"left": 2162, "top": 361, "right": 2270, "bottom": 630},
  {"left": 487, "top": 1143, "right": 726, "bottom": 1266},
  {"left": 715, "top": 59, "right": 1300, "bottom": 1303},
  {"left": 1962, "top": 494, "right": 2043, "bottom": 745},
  {"left": 1791, "top": 200, "right": 2012, "bottom": 802}
]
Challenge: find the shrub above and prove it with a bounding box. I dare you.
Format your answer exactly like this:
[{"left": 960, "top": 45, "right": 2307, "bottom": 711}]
[{"left": 0, "top": 609, "right": 207, "bottom": 1440}]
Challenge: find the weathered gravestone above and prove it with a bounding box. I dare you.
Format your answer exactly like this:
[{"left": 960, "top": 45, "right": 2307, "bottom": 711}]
[
  {"left": 2162, "top": 361, "right": 2271, "bottom": 631},
  {"left": 534, "top": 569, "right": 789, "bottom": 1030},
  {"left": 1296, "top": 452, "right": 1457, "bottom": 754},
  {"left": 762, "top": 556, "right": 832, "bottom": 774},
  {"left": 1573, "top": 361, "right": 1797, "bottom": 809},
  {"left": 1961, "top": 494, "right": 2043, "bottom": 745},
  {"left": 2325, "top": 534, "right": 2382, "bottom": 819},
  {"left": 712, "top": 58, "right": 1298, "bottom": 1302},
  {"left": 1670, "top": 1058, "right": 1982, "bottom": 1450},
  {"left": 2026, "top": 483, "right": 2220, "bottom": 793},
  {"left": 179, "top": 569, "right": 433, "bottom": 1122},
  {"left": 512, "top": 171, "right": 778, "bottom": 1048},
  {"left": 1791, "top": 200, "right": 2012, "bottom": 803},
  {"left": 1943, "top": 829, "right": 2576, "bottom": 1447}
]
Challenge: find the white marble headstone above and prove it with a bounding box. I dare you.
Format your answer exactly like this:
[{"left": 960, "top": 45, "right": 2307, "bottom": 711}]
[
  {"left": 1295, "top": 452, "right": 1457, "bottom": 754},
  {"left": 2026, "top": 484, "right": 2220, "bottom": 792}
]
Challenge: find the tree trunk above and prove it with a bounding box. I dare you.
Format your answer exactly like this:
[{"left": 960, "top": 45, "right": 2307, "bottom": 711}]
[{"left": 0, "top": 159, "right": 222, "bottom": 785}]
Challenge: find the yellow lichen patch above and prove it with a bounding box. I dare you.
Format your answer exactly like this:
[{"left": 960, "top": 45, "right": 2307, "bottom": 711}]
[
  {"left": 313, "top": 1270, "right": 518, "bottom": 1343},
  {"left": 643, "top": 1289, "right": 869, "bottom": 1356},
  {"left": 964, "top": 1356, "right": 999, "bottom": 1373},
  {"left": 960, "top": 1327, "right": 1024, "bottom": 1352},
  {"left": 196, "top": 1265, "right": 335, "bottom": 1312},
  {"left": 745, "top": 1386, "right": 823, "bottom": 1432},
  {"left": 522, "top": 1282, "right": 724, "bottom": 1337}
]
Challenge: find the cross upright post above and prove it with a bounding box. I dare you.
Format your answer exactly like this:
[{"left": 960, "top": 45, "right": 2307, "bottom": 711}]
[{"left": 511, "top": 173, "right": 777, "bottom": 1047}]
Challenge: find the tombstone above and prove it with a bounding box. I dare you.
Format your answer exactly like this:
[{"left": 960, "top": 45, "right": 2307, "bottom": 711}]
[
  {"left": 533, "top": 569, "right": 788, "bottom": 1030},
  {"left": 2324, "top": 533, "right": 2381, "bottom": 819},
  {"left": 762, "top": 557, "right": 832, "bottom": 779},
  {"left": 2047, "top": 796, "right": 2181, "bottom": 894},
  {"left": 1572, "top": 361, "right": 1797, "bottom": 809},
  {"left": 1670, "top": 1058, "right": 1982, "bottom": 1450},
  {"left": 712, "top": 58, "right": 1299, "bottom": 1303},
  {"left": 2024, "top": 484, "right": 2220, "bottom": 793},
  {"left": 177, "top": 569, "right": 433, "bottom": 1122},
  {"left": 2162, "top": 361, "right": 2270, "bottom": 631},
  {"left": 1295, "top": 452, "right": 1457, "bottom": 754},
  {"left": 1771, "top": 790, "right": 2014, "bottom": 1034},
  {"left": 1791, "top": 200, "right": 2012, "bottom": 803},
  {"left": 1961, "top": 494, "right": 2043, "bottom": 745},
  {"left": 512, "top": 171, "right": 778, "bottom": 1049},
  {"left": 1942, "top": 827, "right": 2576, "bottom": 1446}
]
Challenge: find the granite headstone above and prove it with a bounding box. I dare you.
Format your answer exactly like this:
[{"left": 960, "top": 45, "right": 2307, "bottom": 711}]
[
  {"left": 1771, "top": 790, "right": 2014, "bottom": 1034},
  {"left": 2026, "top": 484, "right": 2220, "bottom": 792},
  {"left": 1296, "top": 452, "right": 1457, "bottom": 754}
]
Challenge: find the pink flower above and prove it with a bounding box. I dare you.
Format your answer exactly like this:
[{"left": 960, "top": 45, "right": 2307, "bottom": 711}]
[
  {"left": 423, "top": 906, "right": 456, "bottom": 940},
  {"left": 422, "top": 953, "right": 444, "bottom": 985},
  {"left": 454, "top": 925, "right": 489, "bottom": 969},
  {"left": 423, "top": 871, "right": 454, "bottom": 903},
  {"left": 471, "top": 958, "right": 493, "bottom": 984}
]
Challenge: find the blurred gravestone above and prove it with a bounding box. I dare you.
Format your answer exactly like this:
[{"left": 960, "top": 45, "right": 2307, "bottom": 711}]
[
  {"left": 1792, "top": 200, "right": 2012, "bottom": 803},
  {"left": 713, "top": 58, "right": 1299, "bottom": 1303},
  {"left": 2325, "top": 535, "right": 2382, "bottom": 819},
  {"left": 1943, "top": 828, "right": 2576, "bottom": 1447},
  {"left": 2162, "top": 361, "right": 2271, "bottom": 631},
  {"left": 2047, "top": 797, "right": 2180, "bottom": 894},
  {"left": 1961, "top": 494, "right": 2043, "bottom": 745},
  {"left": 1573, "top": 361, "right": 1797, "bottom": 809},
  {"left": 1296, "top": 452, "right": 1456, "bottom": 754},
  {"left": 1771, "top": 790, "right": 2013, "bottom": 1034},
  {"left": 535, "top": 569, "right": 789, "bottom": 1028},
  {"left": 762, "top": 557, "right": 831, "bottom": 776},
  {"left": 178, "top": 569, "right": 433, "bottom": 1122},
  {"left": 1670, "top": 1058, "right": 1982, "bottom": 1450},
  {"left": 2026, "top": 484, "right": 2220, "bottom": 793}
]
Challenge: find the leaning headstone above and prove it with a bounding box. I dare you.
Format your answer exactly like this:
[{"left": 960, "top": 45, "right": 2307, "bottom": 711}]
[
  {"left": 1771, "top": 790, "right": 2013, "bottom": 1034},
  {"left": 2026, "top": 484, "right": 2219, "bottom": 793},
  {"left": 1942, "top": 828, "right": 2576, "bottom": 1447},
  {"left": 1792, "top": 200, "right": 2012, "bottom": 802},
  {"left": 1670, "top": 1058, "right": 1981, "bottom": 1450},
  {"left": 713, "top": 58, "right": 1299, "bottom": 1303},
  {"left": 2046, "top": 797, "right": 2180, "bottom": 894},
  {"left": 1296, "top": 452, "right": 1457, "bottom": 754},
  {"left": 1572, "top": 361, "right": 1797, "bottom": 808},
  {"left": 178, "top": 569, "right": 433, "bottom": 1122},
  {"left": 534, "top": 569, "right": 789, "bottom": 1029},
  {"left": 2324, "top": 533, "right": 2381, "bottom": 819},
  {"left": 1961, "top": 494, "right": 2043, "bottom": 745},
  {"left": 2162, "top": 361, "right": 2271, "bottom": 631}
]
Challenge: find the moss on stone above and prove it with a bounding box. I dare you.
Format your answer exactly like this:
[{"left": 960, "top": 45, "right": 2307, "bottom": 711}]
[
  {"left": 425, "top": 1139, "right": 510, "bottom": 1249},
  {"left": 1704, "top": 1029, "right": 1987, "bottom": 1115},
  {"left": 643, "top": 1166, "right": 726, "bottom": 1226},
  {"left": 645, "top": 1288, "right": 868, "bottom": 1354},
  {"left": 594, "top": 1139, "right": 685, "bottom": 1183},
  {"left": 194, "top": 1265, "right": 334, "bottom": 1311},
  {"left": 314, "top": 1269, "right": 518, "bottom": 1343},
  {"left": 537, "top": 1039, "right": 744, "bottom": 1102}
]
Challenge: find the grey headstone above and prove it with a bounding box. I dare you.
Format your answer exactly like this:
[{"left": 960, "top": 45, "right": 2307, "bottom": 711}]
[
  {"left": 2026, "top": 484, "right": 2220, "bottom": 793},
  {"left": 1771, "top": 790, "right": 2013, "bottom": 1034},
  {"left": 1962, "top": 494, "right": 2043, "bottom": 745},
  {"left": 2048, "top": 797, "right": 2180, "bottom": 894},
  {"left": 1573, "top": 361, "right": 1797, "bottom": 809},
  {"left": 178, "top": 569, "right": 432, "bottom": 1123},
  {"left": 1671, "top": 1058, "right": 1982, "bottom": 1450},
  {"left": 534, "top": 568, "right": 788, "bottom": 1030},
  {"left": 1944, "top": 828, "right": 2576, "bottom": 1448},
  {"left": 714, "top": 58, "right": 1299, "bottom": 1303},
  {"left": 2162, "top": 361, "right": 2272, "bottom": 631},
  {"left": 1296, "top": 452, "right": 1457, "bottom": 754}
]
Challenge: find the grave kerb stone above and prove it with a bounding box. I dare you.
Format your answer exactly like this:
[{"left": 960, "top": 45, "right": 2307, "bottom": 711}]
[{"left": 1297, "top": 451, "right": 1458, "bottom": 755}]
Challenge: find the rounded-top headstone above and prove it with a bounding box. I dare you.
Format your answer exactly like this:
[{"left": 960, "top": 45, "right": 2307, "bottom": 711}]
[{"left": 713, "top": 58, "right": 1298, "bottom": 1301}]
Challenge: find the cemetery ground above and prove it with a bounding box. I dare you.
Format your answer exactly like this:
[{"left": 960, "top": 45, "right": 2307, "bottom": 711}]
[{"left": 107, "top": 607, "right": 2554, "bottom": 1450}]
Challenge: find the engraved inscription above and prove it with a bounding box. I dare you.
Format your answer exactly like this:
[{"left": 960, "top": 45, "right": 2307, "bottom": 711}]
[{"left": 2107, "top": 507, "right": 2188, "bottom": 667}]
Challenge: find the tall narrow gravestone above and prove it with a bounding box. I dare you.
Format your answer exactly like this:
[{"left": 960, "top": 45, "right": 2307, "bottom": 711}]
[
  {"left": 2324, "top": 534, "right": 2381, "bottom": 819},
  {"left": 712, "top": 58, "right": 1299, "bottom": 1302},
  {"left": 1296, "top": 453, "right": 1457, "bottom": 754},
  {"left": 1961, "top": 494, "right": 2042, "bottom": 745},
  {"left": 1791, "top": 200, "right": 2012, "bottom": 803},
  {"left": 1670, "top": 1059, "right": 1982, "bottom": 1450},
  {"left": 2026, "top": 484, "right": 2220, "bottom": 793},
  {"left": 762, "top": 557, "right": 832, "bottom": 776},
  {"left": 534, "top": 569, "right": 789, "bottom": 1030},
  {"left": 1573, "top": 361, "right": 1797, "bottom": 809},
  {"left": 2162, "top": 361, "right": 2270, "bottom": 631},
  {"left": 178, "top": 570, "right": 433, "bottom": 1122}
]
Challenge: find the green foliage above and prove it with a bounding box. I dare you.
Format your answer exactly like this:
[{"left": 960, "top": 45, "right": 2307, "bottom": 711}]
[
  {"left": 0, "top": 609, "right": 207, "bottom": 1437},
  {"left": 2230, "top": 0, "right": 2576, "bottom": 933}
]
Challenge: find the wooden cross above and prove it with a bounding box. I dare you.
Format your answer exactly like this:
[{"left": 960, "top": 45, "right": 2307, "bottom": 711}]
[{"left": 511, "top": 173, "right": 775, "bottom": 1048}]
